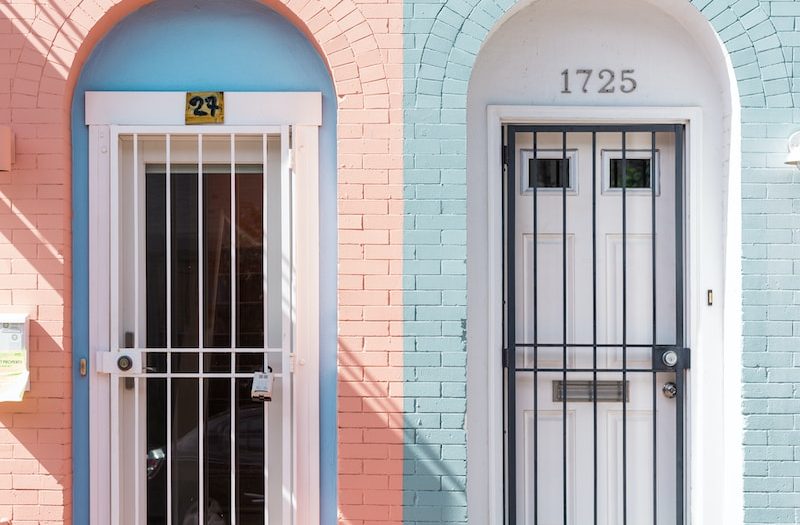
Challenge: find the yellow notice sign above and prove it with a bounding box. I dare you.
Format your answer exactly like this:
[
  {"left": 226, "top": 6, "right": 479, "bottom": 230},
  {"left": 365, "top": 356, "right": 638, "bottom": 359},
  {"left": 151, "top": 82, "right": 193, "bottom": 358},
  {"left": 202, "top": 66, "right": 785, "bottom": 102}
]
[
  {"left": 0, "top": 350, "right": 27, "bottom": 402},
  {"left": 185, "top": 91, "right": 224, "bottom": 124}
]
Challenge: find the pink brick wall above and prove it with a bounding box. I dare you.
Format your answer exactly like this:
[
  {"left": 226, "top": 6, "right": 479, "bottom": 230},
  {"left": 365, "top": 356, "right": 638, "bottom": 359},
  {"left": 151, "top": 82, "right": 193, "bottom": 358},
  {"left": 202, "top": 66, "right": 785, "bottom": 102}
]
[{"left": 0, "top": 0, "right": 403, "bottom": 523}]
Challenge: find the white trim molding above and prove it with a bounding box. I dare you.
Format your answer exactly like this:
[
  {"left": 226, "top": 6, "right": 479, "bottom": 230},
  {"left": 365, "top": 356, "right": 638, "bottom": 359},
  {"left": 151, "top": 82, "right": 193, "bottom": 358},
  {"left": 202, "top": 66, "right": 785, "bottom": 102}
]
[
  {"left": 87, "top": 91, "right": 322, "bottom": 524},
  {"left": 468, "top": 104, "right": 742, "bottom": 524},
  {"left": 86, "top": 91, "right": 322, "bottom": 126}
]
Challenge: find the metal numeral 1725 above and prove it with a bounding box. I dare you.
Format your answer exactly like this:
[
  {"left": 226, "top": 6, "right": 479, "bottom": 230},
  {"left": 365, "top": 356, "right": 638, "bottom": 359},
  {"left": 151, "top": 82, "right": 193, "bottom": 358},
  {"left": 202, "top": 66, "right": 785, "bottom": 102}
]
[{"left": 561, "top": 69, "right": 637, "bottom": 94}]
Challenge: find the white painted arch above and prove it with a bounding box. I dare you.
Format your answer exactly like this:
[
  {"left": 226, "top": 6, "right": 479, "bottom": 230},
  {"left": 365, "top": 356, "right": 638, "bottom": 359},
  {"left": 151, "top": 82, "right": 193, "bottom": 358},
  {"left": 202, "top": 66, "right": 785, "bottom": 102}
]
[{"left": 465, "top": 0, "right": 742, "bottom": 523}]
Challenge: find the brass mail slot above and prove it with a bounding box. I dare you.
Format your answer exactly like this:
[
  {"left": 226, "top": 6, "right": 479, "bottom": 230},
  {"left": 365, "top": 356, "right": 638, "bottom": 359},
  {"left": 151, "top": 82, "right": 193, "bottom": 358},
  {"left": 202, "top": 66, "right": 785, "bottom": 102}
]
[{"left": 552, "top": 380, "right": 629, "bottom": 403}]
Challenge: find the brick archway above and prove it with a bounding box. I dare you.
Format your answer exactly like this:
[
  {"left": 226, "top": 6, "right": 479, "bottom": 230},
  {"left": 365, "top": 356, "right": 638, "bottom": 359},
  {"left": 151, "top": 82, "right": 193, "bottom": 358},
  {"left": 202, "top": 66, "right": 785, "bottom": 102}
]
[{"left": 0, "top": 0, "right": 403, "bottom": 522}]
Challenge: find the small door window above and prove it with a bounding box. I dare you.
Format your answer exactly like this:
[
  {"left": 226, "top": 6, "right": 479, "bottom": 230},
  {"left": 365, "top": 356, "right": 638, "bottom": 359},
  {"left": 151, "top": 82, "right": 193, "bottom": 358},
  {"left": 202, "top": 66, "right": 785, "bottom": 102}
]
[
  {"left": 520, "top": 149, "right": 578, "bottom": 193},
  {"left": 602, "top": 149, "right": 660, "bottom": 193}
]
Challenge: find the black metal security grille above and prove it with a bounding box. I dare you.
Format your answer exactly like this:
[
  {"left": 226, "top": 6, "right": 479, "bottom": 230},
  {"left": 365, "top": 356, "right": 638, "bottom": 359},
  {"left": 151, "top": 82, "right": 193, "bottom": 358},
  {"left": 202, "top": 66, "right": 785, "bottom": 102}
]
[{"left": 503, "top": 124, "right": 690, "bottom": 525}]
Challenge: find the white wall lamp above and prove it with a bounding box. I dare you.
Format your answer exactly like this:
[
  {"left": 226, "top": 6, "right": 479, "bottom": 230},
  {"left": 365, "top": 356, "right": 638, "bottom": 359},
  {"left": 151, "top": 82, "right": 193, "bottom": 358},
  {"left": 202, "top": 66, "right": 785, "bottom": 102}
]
[
  {"left": 0, "top": 127, "right": 13, "bottom": 172},
  {"left": 785, "top": 131, "right": 800, "bottom": 169}
]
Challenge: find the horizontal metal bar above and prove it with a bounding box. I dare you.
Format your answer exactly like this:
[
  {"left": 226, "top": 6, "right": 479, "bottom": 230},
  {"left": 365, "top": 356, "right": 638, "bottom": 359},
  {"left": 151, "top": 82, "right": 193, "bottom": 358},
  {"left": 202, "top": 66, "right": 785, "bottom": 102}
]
[
  {"left": 507, "top": 124, "right": 678, "bottom": 133},
  {"left": 112, "top": 347, "right": 284, "bottom": 353},
  {"left": 114, "top": 125, "right": 283, "bottom": 135},
  {"left": 515, "top": 367, "right": 669, "bottom": 374},
  {"left": 117, "top": 372, "right": 285, "bottom": 379},
  {"left": 513, "top": 343, "right": 667, "bottom": 348}
]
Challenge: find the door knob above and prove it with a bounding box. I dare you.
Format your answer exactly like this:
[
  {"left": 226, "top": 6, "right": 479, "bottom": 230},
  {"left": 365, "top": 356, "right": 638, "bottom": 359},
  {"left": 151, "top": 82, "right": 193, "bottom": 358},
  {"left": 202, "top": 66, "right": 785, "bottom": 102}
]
[{"left": 662, "top": 382, "right": 677, "bottom": 399}]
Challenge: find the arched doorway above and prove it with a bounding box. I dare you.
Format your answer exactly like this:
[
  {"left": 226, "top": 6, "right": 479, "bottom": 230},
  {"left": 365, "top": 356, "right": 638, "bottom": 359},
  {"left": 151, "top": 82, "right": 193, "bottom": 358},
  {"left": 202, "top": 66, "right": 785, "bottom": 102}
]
[
  {"left": 465, "top": 0, "right": 741, "bottom": 522},
  {"left": 71, "top": 1, "right": 336, "bottom": 523}
]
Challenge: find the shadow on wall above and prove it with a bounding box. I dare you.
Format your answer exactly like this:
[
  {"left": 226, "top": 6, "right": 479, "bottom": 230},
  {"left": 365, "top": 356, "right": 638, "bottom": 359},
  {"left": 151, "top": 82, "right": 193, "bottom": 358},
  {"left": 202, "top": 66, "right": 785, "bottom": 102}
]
[
  {"left": 0, "top": 1, "right": 75, "bottom": 522},
  {"left": 338, "top": 333, "right": 466, "bottom": 523}
]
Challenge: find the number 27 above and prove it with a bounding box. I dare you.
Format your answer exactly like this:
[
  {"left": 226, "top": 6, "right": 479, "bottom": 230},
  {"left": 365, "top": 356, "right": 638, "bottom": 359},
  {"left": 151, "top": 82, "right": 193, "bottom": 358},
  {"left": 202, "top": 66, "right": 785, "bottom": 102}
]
[{"left": 561, "top": 69, "right": 637, "bottom": 94}]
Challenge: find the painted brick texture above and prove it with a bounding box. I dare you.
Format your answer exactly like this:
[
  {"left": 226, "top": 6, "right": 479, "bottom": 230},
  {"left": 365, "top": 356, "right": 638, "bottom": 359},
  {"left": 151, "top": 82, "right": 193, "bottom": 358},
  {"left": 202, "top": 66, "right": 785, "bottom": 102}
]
[
  {"left": 0, "top": 0, "right": 404, "bottom": 523},
  {"left": 401, "top": 0, "right": 800, "bottom": 523}
]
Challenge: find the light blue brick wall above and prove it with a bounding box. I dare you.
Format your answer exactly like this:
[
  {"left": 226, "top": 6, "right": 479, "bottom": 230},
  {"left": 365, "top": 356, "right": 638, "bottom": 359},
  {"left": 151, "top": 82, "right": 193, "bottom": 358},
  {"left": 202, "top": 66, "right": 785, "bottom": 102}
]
[{"left": 404, "top": 0, "right": 800, "bottom": 522}]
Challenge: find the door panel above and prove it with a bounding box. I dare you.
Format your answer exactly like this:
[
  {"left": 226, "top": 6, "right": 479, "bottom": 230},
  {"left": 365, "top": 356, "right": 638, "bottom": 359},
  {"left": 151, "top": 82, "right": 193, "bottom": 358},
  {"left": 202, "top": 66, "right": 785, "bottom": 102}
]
[{"left": 504, "top": 125, "right": 688, "bottom": 525}]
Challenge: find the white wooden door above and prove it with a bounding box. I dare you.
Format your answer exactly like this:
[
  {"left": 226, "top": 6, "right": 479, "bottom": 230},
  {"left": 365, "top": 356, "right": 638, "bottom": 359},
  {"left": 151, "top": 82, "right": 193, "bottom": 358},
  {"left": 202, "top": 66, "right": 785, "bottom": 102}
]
[{"left": 510, "top": 128, "right": 683, "bottom": 524}]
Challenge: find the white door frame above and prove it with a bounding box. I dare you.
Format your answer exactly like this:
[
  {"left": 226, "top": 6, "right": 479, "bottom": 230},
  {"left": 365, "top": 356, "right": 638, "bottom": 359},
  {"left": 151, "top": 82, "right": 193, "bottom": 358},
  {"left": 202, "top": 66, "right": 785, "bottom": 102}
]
[
  {"left": 86, "top": 91, "right": 322, "bottom": 524},
  {"left": 470, "top": 105, "right": 743, "bottom": 524}
]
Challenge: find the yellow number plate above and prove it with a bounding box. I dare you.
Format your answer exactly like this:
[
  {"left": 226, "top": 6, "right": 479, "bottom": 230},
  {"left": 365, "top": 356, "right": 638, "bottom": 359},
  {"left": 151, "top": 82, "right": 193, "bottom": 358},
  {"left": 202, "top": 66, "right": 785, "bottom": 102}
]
[{"left": 185, "top": 91, "right": 224, "bottom": 124}]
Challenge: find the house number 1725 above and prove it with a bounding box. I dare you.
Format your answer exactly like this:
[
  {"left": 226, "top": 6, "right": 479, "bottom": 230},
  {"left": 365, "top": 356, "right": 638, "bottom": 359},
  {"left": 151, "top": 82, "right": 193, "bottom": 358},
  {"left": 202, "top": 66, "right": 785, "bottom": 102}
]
[{"left": 560, "top": 69, "right": 637, "bottom": 94}]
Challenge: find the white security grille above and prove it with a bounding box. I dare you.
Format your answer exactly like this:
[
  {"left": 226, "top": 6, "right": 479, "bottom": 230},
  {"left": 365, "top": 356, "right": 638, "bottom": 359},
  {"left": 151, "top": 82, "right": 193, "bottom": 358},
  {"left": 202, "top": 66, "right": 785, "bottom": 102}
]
[{"left": 103, "top": 129, "right": 293, "bottom": 525}]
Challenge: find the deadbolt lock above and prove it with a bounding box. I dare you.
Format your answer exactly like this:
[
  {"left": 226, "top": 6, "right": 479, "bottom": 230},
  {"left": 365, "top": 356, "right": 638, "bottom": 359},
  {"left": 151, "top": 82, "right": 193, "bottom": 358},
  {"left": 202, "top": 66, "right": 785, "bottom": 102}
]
[
  {"left": 652, "top": 346, "right": 690, "bottom": 371},
  {"left": 117, "top": 355, "right": 133, "bottom": 372},
  {"left": 661, "top": 350, "right": 679, "bottom": 367}
]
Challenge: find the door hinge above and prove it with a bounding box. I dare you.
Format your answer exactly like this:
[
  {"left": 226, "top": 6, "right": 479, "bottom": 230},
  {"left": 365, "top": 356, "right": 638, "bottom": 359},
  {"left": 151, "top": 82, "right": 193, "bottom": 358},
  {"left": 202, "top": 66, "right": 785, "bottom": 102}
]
[
  {"left": 288, "top": 148, "right": 296, "bottom": 171},
  {"left": 502, "top": 145, "right": 508, "bottom": 167},
  {"left": 502, "top": 348, "right": 508, "bottom": 369}
]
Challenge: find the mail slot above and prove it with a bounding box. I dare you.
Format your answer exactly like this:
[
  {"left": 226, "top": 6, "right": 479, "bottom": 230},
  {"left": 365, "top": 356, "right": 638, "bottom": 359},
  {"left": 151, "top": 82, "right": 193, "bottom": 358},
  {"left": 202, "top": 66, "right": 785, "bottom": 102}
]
[{"left": 552, "top": 380, "right": 629, "bottom": 403}]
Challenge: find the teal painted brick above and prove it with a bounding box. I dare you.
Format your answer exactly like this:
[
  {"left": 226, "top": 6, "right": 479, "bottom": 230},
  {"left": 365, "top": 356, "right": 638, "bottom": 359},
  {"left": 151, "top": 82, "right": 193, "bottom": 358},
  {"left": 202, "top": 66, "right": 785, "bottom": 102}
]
[
  {"left": 405, "top": 321, "right": 443, "bottom": 336},
  {"left": 405, "top": 382, "right": 443, "bottom": 397},
  {"left": 743, "top": 383, "right": 793, "bottom": 398},
  {"left": 415, "top": 428, "right": 466, "bottom": 443},
  {"left": 441, "top": 353, "right": 467, "bottom": 367},
  {"left": 442, "top": 290, "right": 467, "bottom": 305},
  {"left": 415, "top": 398, "right": 467, "bottom": 413},
  {"left": 416, "top": 306, "right": 466, "bottom": 320},
  {"left": 415, "top": 337, "right": 464, "bottom": 351},
  {"left": 441, "top": 414, "right": 465, "bottom": 428},
  {"left": 415, "top": 490, "right": 467, "bottom": 506},
  {"left": 442, "top": 383, "right": 466, "bottom": 397},
  {"left": 406, "top": 415, "right": 443, "bottom": 429},
  {"left": 417, "top": 366, "right": 466, "bottom": 381},
  {"left": 745, "top": 508, "right": 794, "bottom": 523},
  {"left": 405, "top": 353, "right": 442, "bottom": 367},
  {"left": 402, "top": 0, "right": 800, "bottom": 522}
]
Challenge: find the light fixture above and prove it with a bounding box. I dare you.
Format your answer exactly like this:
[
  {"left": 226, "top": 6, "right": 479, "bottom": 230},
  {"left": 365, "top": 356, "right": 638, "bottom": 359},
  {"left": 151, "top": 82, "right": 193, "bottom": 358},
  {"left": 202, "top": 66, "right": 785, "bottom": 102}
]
[
  {"left": 786, "top": 131, "right": 800, "bottom": 168},
  {"left": 0, "top": 127, "right": 12, "bottom": 172}
]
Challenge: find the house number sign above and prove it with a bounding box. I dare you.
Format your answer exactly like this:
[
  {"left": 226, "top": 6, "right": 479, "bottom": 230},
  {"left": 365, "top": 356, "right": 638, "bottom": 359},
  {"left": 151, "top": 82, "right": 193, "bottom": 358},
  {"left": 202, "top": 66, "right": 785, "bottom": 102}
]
[
  {"left": 560, "top": 69, "right": 637, "bottom": 94},
  {"left": 185, "top": 91, "right": 224, "bottom": 124}
]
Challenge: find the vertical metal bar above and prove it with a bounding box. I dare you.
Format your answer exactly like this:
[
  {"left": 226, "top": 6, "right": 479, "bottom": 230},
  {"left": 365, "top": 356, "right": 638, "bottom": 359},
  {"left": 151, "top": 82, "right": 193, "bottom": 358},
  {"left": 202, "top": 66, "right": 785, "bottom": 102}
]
[
  {"left": 263, "top": 133, "right": 270, "bottom": 524},
  {"left": 532, "top": 131, "right": 539, "bottom": 525},
  {"left": 197, "top": 134, "right": 205, "bottom": 525},
  {"left": 501, "top": 125, "right": 508, "bottom": 525},
  {"left": 561, "top": 131, "right": 568, "bottom": 525},
  {"left": 109, "top": 129, "right": 120, "bottom": 525},
  {"left": 281, "top": 125, "right": 292, "bottom": 522},
  {"left": 591, "top": 131, "right": 598, "bottom": 525},
  {"left": 132, "top": 133, "right": 141, "bottom": 525},
  {"left": 230, "top": 134, "right": 238, "bottom": 525},
  {"left": 110, "top": 374, "right": 120, "bottom": 525},
  {"left": 651, "top": 131, "right": 658, "bottom": 525},
  {"left": 674, "top": 125, "right": 685, "bottom": 525},
  {"left": 506, "top": 127, "right": 517, "bottom": 525},
  {"left": 133, "top": 376, "right": 141, "bottom": 525},
  {"left": 231, "top": 134, "right": 237, "bottom": 351},
  {"left": 165, "top": 134, "right": 173, "bottom": 525},
  {"left": 230, "top": 377, "right": 236, "bottom": 525},
  {"left": 621, "top": 131, "right": 628, "bottom": 525},
  {"left": 133, "top": 133, "right": 140, "bottom": 348}
]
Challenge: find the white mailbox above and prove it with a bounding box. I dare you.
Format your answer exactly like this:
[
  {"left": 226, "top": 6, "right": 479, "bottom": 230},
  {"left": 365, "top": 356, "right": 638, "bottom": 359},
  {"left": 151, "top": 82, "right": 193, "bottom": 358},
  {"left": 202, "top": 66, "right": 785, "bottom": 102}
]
[{"left": 0, "top": 313, "right": 29, "bottom": 401}]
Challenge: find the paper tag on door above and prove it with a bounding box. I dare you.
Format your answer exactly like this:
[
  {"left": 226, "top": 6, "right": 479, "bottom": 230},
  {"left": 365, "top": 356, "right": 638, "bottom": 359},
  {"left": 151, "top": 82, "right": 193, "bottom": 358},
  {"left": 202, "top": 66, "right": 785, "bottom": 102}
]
[{"left": 251, "top": 371, "right": 273, "bottom": 402}]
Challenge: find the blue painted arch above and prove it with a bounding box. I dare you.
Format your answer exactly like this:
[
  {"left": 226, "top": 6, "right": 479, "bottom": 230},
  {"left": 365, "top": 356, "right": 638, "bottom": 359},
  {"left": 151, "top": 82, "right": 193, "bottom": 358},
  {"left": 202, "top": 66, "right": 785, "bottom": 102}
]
[{"left": 70, "top": 0, "right": 337, "bottom": 522}]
